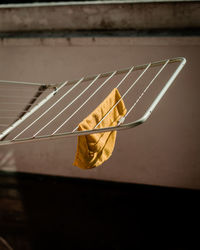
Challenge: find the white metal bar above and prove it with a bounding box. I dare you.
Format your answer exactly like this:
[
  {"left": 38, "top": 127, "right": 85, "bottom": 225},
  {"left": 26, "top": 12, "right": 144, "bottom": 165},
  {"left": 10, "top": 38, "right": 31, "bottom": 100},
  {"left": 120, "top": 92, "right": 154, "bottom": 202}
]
[
  {"left": 0, "top": 57, "right": 184, "bottom": 90},
  {"left": 116, "top": 66, "right": 134, "bottom": 88},
  {"left": 138, "top": 57, "right": 186, "bottom": 123},
  {"left": 0, "top": 80, "right": 46, "bottom": 86},
  {"left": 55, "top": 68, "right": 133, "bottom": 134},
  {"left": 51, "top": 74, "right": 101, "bottom": 135},
  {"left": 32, "top": 78, "right": 85, "bottom": 137},
  {"left": 123, "top": 60, "right": 169, "bottom": 121},
  {"left": 51, "top": 71, "right": 115, "bottom": 134},
  {"left": 0, "top": 87, "right": 50, "bottom": 92},
  {"left": 8, "top": 122, "right": 140, "bottom": 146},
  {"left": 0, "top": 1, "right": 191, "bottom": 9},
  {"left": 94, "top": 63, "right": 151, "bottom": 129},
  {"left": 12, "top": 79, "right": 87, "bottom": 140},
  {"left": 0, "top": 80, "right": 68, "bottom": 140},
  {"left": 70, "top": 71, "right": 117, "bottom": 133},
  {"left": 13, "top": 75, "right": 100, "bottom": 140},
  {"left": 0, "top": 57, "right": 186, "bottom": 146},
  {"left": 60, "top": 57, "right": 184, "bottom": 88}
]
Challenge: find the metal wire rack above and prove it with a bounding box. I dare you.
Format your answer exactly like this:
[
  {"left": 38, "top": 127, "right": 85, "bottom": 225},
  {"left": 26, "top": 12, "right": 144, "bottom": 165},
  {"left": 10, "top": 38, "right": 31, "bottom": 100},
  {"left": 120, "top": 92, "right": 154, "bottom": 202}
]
[{"left": 0, "top": 57, "right": 186, "bottom": 146}]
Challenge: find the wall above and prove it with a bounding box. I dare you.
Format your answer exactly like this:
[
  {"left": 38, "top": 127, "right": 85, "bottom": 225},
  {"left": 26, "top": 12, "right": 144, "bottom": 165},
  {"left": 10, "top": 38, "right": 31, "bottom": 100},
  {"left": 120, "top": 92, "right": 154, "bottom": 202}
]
[
  {"left": 0, "top": 1, "right": 200, "bottom": 189},
  {"left": 0, "top": 36, "right": 200, "bottom": 189}
]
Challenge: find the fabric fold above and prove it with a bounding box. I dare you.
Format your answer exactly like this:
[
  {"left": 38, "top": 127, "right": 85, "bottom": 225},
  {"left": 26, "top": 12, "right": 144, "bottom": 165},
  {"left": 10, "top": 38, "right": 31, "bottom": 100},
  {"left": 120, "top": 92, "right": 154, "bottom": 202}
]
[{"left": 73, "top": 88, "right": 127, "bottom": 169}]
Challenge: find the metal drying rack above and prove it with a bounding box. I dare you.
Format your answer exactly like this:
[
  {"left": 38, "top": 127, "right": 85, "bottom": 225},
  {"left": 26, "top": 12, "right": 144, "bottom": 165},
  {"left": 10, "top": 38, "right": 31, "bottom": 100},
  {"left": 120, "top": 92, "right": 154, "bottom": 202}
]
[{"left": 0, "top": 57, "right": 186, "bottom": 146}]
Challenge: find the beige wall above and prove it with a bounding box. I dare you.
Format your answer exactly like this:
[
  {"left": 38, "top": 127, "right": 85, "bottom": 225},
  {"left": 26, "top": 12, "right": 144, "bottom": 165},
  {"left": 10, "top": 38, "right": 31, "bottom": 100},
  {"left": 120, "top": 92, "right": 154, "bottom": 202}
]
[{"left": 0, "top": 36, "right": 200, "bottom": 189}]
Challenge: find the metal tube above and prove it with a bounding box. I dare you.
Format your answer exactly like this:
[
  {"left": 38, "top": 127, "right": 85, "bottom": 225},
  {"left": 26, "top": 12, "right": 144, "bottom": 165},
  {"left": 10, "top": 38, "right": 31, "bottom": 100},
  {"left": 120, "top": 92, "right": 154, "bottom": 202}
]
[
  {"left": 137, "top": 57, "right": 187, "bottom": 124},
  {"left": 124, "top": 60, "right": 169, "bottom": 120},
  {"left": 94, "top": 64, "right": 150, "bottom": 129},
  {"left": 33, "top": 78, "right": 84, "bottom": 137},
  {"left": 51, "top": 74, "right": 101, "bottom": 135},
  {"left": 0, "top": 80, "right": 68, "bottom": 140},
  {"left": 0, "top": 57, "right": 186, "bottom": 145},
  {"left": 71, "top": 71, "right": 117, "bottom": 132}
]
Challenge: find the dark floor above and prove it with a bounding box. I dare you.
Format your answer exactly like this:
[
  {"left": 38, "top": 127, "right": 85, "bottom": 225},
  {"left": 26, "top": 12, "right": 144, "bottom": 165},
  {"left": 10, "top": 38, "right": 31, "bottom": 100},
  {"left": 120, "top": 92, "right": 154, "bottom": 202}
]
[{"left": 0, "top": 171, "right": 199, "bottom": 250}]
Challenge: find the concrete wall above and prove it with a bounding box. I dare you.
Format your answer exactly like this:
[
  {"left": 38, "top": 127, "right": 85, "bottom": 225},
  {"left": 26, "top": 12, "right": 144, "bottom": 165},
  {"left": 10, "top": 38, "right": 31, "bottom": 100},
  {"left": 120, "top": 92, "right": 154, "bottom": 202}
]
[
  {"left": 0, "top": 36, "right": 200, "bottom": 189},
  {"left": 0, "top": 1, "right": 200, "bottom": 31},
  {"left": 0, "top": 1, "right": 200, "bottom": 189}
]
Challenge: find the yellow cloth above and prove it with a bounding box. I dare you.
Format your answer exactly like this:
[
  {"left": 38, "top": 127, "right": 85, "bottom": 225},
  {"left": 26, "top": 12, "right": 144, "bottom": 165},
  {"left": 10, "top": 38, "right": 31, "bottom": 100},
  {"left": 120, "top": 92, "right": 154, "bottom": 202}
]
[{"left": 73, "top": 88, "right": 127, "bottom": 169}]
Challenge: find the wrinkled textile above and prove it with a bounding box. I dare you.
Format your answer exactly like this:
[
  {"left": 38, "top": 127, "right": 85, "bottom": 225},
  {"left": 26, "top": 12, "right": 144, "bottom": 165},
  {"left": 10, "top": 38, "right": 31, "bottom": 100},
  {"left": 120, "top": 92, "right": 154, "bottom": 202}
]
[{"left": 73, "top": 88, "right": 126, "bottom": 169}]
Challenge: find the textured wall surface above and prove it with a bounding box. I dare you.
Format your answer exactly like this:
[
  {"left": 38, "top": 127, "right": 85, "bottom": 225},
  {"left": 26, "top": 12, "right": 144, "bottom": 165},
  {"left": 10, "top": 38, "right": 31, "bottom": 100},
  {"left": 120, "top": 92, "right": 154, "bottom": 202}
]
[
  {"left": 0, "top": 36, "right": 200, "bottom": 189},
  {"left": 0, "top": 1, "right": 200, "bottom": 31}
]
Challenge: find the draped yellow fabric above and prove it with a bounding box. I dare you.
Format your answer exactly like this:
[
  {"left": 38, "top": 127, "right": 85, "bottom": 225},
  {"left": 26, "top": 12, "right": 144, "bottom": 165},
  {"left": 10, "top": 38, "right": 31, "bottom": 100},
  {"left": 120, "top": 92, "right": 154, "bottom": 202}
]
[{"left": 73, "top": 88, "right": 127, "bottom": 169}]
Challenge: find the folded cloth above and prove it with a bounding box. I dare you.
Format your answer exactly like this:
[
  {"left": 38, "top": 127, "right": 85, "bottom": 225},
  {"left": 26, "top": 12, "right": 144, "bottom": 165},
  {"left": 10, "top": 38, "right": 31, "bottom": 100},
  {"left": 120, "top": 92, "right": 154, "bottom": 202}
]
[{"left": 73, "top": 88, "right": 127, "bottom": 169}]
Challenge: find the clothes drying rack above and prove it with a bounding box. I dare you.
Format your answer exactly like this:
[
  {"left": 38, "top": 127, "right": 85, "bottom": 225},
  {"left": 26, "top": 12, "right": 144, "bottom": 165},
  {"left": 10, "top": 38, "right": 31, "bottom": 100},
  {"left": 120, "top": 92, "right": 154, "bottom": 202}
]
[{"left": 0, "top": 57, "right": 186, "bottom": 146}]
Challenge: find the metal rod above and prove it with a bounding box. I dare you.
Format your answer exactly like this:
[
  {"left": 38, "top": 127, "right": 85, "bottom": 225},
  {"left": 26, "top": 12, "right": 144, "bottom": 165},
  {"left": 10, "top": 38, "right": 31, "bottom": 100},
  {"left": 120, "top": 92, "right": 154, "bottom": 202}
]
[
  {"left": 0, "top": 120, "right": 140, "bottom": 146},
  {"left": 12, "top": 80, "right": 85, "bottom": 139},
  {"left": 32, "top": 77, "right": 85, "bottom": 137},
  {"left": 0, "top": 57, "right": 185, "bottom": 89},
  {"left": 0, "top": 80, "right": 46, "bottom": 86},
  {"left": 0, "top": 87, "right": 49, "bottom": 93},
  {"left": 46, "top": 72, "right": 115, "bottom": 135},
  {"left": 94, "top": 63, "right": 151, "bottom": 129},
  {"left": 0, "top": 57, "right": 186, "bottom": 145},
  {"left": 0, "top": 80, "right": 68, "bottom": 140},
  {"left": 71, "top": 71, "right": 117, "bottom": 133},
  {"left": 54, "top": 57, "right": 185, "bottom": 88},
  {"left": 2, "top": 85, "right": 48, "bottom": 141},
  {"left": 139, "top": 57, "right": 187, "bottom": 123},
  {"left": 16, "top": 85, "right": 47, "bottom": 119},
  {"left": 13, "top": 75, "right": 98, "bottom": 140},
  {"left": 124, "top": 60, "right": 169, "bottom": 120},
  {"left": 52, "top": 74, "right": 101, "bottom": 135},
  {"left": 116, "top": 66, "right": 134, "bottom": 88},
  {"left": 54, "top": 68, "right": 133, "bottom": 134}
]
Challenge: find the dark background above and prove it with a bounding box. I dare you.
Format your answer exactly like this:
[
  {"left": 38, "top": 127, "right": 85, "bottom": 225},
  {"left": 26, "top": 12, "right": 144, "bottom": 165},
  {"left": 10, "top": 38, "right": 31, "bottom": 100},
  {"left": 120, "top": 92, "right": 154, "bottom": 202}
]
[
  {"left": 0, "top": 1, "right": 200, "bottom": 249},
  {"left": 0, "top": 172, "right": 200, "bottom": 250}
]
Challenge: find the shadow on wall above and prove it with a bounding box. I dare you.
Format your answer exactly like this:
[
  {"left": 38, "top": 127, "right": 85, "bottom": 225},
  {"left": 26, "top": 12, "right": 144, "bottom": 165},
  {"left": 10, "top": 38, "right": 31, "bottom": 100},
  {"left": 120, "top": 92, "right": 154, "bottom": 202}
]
[
  {"left": 0, "top": 148, "right": 16, "bottom": 172},
  {"left": 0, "top": 36, "right": 200, "bottom": 189}
]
